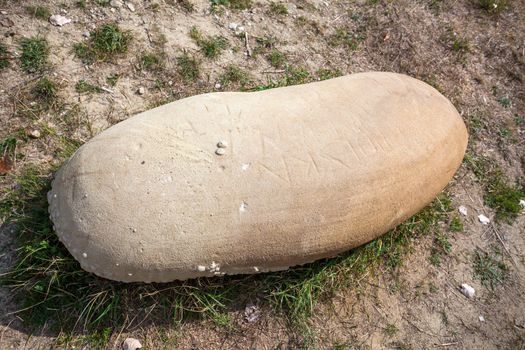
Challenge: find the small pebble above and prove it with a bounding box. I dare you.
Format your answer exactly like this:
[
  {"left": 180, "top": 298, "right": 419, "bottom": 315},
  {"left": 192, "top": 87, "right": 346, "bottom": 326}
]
[
  {"left": 137, "top": 86, "right": 145, "bottom": 95},
  {"left": 244, "top": 303, "right": 261, "bottom": 323},
  {"left": 460, "top": 283, "right": 475, "bottom": 298},
  {"left": 126, "top": 2, "right": 136, "bottom": 11},
  {"left": 215, "top": 148, "right": 226, "bottom": 156},
  {"left": 122, "top": 338, "right": 142, "bottom": 350},
  {"left": 478, "top": 214, "right": 490, "bottom": 225},
  {"left": 519, "top": 199, "right": 525, "bottom": 210},
  {"left": 214, "top": 82, "right": 222, "bottom": 89},
  {"left": 458, "top": 205, "right": 468, "bottom": 216},
  {"left": 197, "top": 265, "right": 206, "bottom": 272},
  {"left": 28, "top": 129, "right": 41, "bottom": 138},
  {"left": 217, "top": 140, "right": 228, "bottom": 148},
  {"left": 479, "top": 315, "right": 485, "bottom": 322},
  {"left": 49, "top": 14, "right": 72, "bottom": 26},
  {"left": 110, "top": 0, "right": 123, "bottom": 7}
]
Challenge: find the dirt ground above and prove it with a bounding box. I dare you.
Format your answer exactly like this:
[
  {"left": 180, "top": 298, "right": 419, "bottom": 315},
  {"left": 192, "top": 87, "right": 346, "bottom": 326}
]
[{"left": 0, "top": 0, "right": 524, "bottom": 349}]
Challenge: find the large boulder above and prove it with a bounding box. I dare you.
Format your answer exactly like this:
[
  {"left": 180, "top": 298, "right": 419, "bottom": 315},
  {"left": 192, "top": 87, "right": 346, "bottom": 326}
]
[{"left": 48, "top": 72, "right": 468, "bottom": 282}]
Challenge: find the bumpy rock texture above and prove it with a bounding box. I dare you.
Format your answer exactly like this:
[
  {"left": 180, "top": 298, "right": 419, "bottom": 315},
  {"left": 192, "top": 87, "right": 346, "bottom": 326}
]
[{"left": 48, "top": 72, "right": 468, "bottom": 282}]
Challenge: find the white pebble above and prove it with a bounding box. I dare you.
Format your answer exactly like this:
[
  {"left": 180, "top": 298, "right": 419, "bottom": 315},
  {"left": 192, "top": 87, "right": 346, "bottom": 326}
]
[
  {"left": 239, "top": 201, "right": 248, "bottom": 212},
  {"left": 122, "top": 338, "right": 142, "bottom": 350},
  {"left": 82, "top": 252, "right": 87, "bottom": 258},
  {"left": 215, "top": 148, "right": 226, "bottom": 156},
  {"left": 49, "top": 14, "right": 72, "bottom": 27},
  {"left": 460, "top": 283, "right": 475, "bottom": 298},
  {"left": 126, "top": 2, "right": 136, "bottom": 11},
  {"left": 478, "top": 214, "right": 490, "bottom": 225},
  {"left": 519, "top": 199, "right": 525, "bottom": 210},
  {"left": 217, "top": 140, "right": 228, "bottom": 148},
  {"left": 458, "top": 205, "right": 468, "bottom": 216},
  {"left": 197, "top": 265, "right": 206, "bottom": 272},
  {"left": 479, "top": 315, "right": 485, "bottom": 322}
]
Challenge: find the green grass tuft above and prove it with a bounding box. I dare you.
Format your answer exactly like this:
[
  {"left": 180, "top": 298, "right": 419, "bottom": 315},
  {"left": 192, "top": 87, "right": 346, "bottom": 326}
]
[
  {"left": 0, "top": 42, "right": 11, "bottom": 70},
  {"left": 464, "top": 154, "right": 524, "bottom": 222},
  {"left": 75, "top": 80, "right": 103, "bottom": 94},
  {"left": 211, "top": 0, "right": 252, "bottom": 11},
  {"left": 219, "top": 65, "right": 251, "bottom": 87},
  {"left": 177, "top": 53, "right": 200, "bottom": 82},
  {"left": 26, "top": 6, "right": 51, "bottom": 20},
  {"left": 140, "top": 52, "right": 164, "bottom": 71},
  {"left": 328, "top": 28, "right": 364, "bottom": 51},
  {"left": 473, "top": 250, "right": 508, "bottom": 289},
  {"left": 189, "top": 27, "right": 228, "bottom": 59},
  {"left": 20, "top": 37, "right": 49, "bottom": 73},
  {"left": 106, "top": 74, "right": 119, "bottom": 87},
  {"left": 317, "top": 68, "right": 343, "bottom": 81},
  {"left": 74, "top": 24, "right": 132, "bottom": 63},
  {"left": 477, "top": 0, "right": 507, "bottom": 13},
  {"left": 269, "top": 2, "right": 288, "bottom": 15},
  {"left": 266, "top": 49, "right": 285, "bottom": 68},
  {"left": 33, "top": 77, "right": 58, "bottom": 103}
]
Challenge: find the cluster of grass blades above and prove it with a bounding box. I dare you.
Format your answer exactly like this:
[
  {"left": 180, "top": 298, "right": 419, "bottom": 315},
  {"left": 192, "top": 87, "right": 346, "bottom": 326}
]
[{"left": 0, "top": 157, "right": 454, "bottom": 347}]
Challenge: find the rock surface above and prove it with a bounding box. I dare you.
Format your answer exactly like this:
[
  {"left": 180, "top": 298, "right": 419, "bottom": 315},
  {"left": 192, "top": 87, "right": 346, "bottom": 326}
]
[{"left": 48, "top": 72, "right": 468, "bottom": 282}]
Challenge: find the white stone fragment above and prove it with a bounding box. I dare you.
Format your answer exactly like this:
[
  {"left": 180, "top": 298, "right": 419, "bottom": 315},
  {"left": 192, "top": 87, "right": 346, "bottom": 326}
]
[
  {"left": 126, "top": 2, "right": 136, "bottom": 11},
  {"left": 49, "top": 15, "right": 71, "bottom": 26},
  {"left": 244, "top": 303, "right": 261, "bottom": 323},
  {"left": 110, "top": 0, "right": 123, "bottom": 7},
  {"left": 239, "top": 201, "right": 248, "bottom": 212},
  {"left": 215, "top": 148, "right": 226, "bottom": 156},
  {"left": 478, "top": 214, "right": 490, "bottom": 225},
  {"left": 197, "top": 265, "right": 206, "bottom": 272},
  {"left": 458, "top": 205, "right": 468, "bottom": 216},
  {"left": 460, "top": 283, "right": 475, "bottom": 298},
  {"left": 519, "top": 199, "right": 525, "bottom": 210},
  {"left": 122, "top": 338, "right": 142, "bottom": 350},
  {"left": 479, "top": 315, "right": 485, "bottom": 322},
  {"left": 241, "top": 163, "right": 250, "bottom": 171},
  {"left": 217, "top": 140, "right": 228, "bottom": 148}
]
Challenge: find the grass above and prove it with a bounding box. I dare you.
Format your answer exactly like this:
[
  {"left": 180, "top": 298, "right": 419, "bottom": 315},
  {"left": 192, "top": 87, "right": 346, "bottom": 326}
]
[
  {"left": 140, "top": 52, "right": 164, "bottom": 71},
  {"left": 219, "top": 65, "right": 251, "bottom": 87},
  {"left": 464, "top": 154, "right": 524, "bottom": 222},
  {"left": 177, "top": 53, "right": 200, "bottom": 82},
  {"left": 106, "top": 74, "right": 119, "bottom": 87},
  {"left": 20, "top": 37, "right": 49, "bottom": 73},
  {"left": 210, "top": 0, "right": 252, "bottom": 11},
  {"left": 269, "top": 2, "right": 288, "bottom": 15},
  {"left": 171, "top": 0, "right": 195, "bottom": 12},
  {"left": 328, "top": 28, "right": 363, "bottom": 51},
  {"left": 0, "top": 42, "right": 11, "bottom": 70},
  {"left": 189, "top": 27, "right": 228, "bottom": 59},
  {"left": 473, "top": 250, "right": 507, "bottom": 289},
  {"left": 26, "top": 6, "right": 51, "bottom": 20},
  {"left": 452, "top": 36, "right": 470, "bottom": 53},
  {"left": 0, "top": 158, "right": 454, "bottom": 347},
  {"left": 266, "top": 50, "right": 285, "bottom": 68},
  {"left": 477, "top": 0, "right": 507, "bottom": 13},
  {"left": 75, "top": 80, "right": 103, "bottom": 94},
  {"left": 33, "top": 77, "right": 58, "bottom": 104},
  {"left": 74, "top": 24, "right": 132, "bottom": 63},
  {"left": 317, "top": 68, "right": 343, "bottom": 81}
]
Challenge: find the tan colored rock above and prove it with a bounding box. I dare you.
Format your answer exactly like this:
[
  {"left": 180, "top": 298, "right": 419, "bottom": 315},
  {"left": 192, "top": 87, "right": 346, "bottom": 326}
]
[{"left": 48, "top": 72, "right": 468, "bottom": 282}]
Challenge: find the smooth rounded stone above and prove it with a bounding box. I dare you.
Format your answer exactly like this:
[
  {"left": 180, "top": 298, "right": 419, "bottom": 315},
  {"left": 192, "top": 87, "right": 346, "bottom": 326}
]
[{"left": 48, "top": 72, "right": 468, "bottom": 283}]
